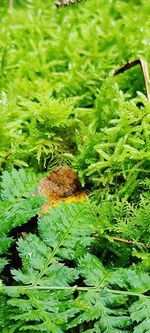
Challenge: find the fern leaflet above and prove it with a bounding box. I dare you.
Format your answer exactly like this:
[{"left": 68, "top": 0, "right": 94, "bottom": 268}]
[{"left": 0, "top": 169, "right": 45, "bottom": 271}]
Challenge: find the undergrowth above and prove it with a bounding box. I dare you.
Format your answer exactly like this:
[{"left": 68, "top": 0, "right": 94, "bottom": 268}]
[
  {"left": 0, "top": 169, "right": 150, "bottom": 332},
  {"left": 0, "top": 0, "right": 150, "bottom": 332}
]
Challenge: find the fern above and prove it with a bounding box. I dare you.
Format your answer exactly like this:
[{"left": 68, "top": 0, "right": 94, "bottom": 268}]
[
  {"left": 11, "top": 201, "right": 97, "bottom": 286},
  {"left": 0, "top": 169, "right": 45, "bottom": 271},
  {"left": 130, "top": 298, "right": 150, "bottom": 333},
  {"left": 0, "top": 202, "right": 150, "bottom": 332},
  {"left": 0, "top": 94, "right": 76, "bottom": 170},
  {"left": 1, "top": 1, "right": 150, "bottom": 331},
  {"left": 90, "top": 193, "right": 150, "bottom": 270},
  {"left": 73, "top": 84, "right": 150, "bottom": 197}
]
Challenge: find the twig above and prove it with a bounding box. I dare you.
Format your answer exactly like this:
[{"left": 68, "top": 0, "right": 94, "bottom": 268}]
[
  {"left": 110, "top": 236, "right": 149, "bottom": 248},
  {"left": 91, "top": 233, "right": 149, "bottom": 249},
  {"left": 55, "top": 0, "right": 85, "bottom": 8},
  {"left": 114, "top": 58, "right": 150, "bottom": 102}
]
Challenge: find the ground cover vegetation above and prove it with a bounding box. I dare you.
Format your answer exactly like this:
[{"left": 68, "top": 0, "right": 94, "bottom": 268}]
[{"left": 0, "top": 0, "right": 150, "bottom": 332}]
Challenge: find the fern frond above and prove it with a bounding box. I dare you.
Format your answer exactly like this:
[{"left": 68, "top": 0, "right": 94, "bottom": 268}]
[
  {"left": 0, "top": 169, "right": 45, "bottom": 271},
  {"left": 1, "top": 202, "right": 149, "bottom": 332},
  {"left": 67, "top": 254, "right": 150, "bottom": 331},
  {"left": 130, "top": 297, "right": 150, "bottom": 333},
  {"left": 0, "top": 169, "right": 44, "bottom": 235},
  {"left": 0, "top": 202, "right": 98, "bottom": 331},
  {"left": 11, "top": 201, "right": 97, "bottom": 286},
  {"left": 4, "top": 253, "right": 150, "bottom": 332},
  {"left": 67, "top": 290, "right": 130, "bottom": 333},
  {"left": 74, "top": 82, "right": 150, "bottom": 197},
  {"left": 6, "top": 289, "right": 77, "bottom": 333}
]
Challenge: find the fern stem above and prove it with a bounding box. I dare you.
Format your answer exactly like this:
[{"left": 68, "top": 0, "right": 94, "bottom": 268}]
[{"left": 3, "top": 285, "right": 150, "bottom": 298}]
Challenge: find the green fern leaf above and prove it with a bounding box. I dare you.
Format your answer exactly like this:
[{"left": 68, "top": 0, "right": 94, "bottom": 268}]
[
  {"left": 11, "top": 201, "right": 97, "bottom": 286},
  {"left": 1, "top": 202, "right": 150, "bottom": 332},
  {"left": 38, "top": 201, "right": 97, "bottom": 261},
  {"left": 12, "top": 234, "right": 78, "bottom": 286},
  {"left": 108, "top": 269, "right": 150, "bottom": 293},
  {"left": 0, "top": 169, "right": 45, "bottom": 271},
  {"left": 7, "top": 290, "right": 77, "bottom": 332},
  {"left": 0, "top": 169, "right": 37, "bottom": 202},
  {"left": 130, "top": 298, "right": 150, "bottom": 333},
  {"left": 2, "top": 202, "right": 98, "bottom": 331},
  {"left": 67, "top": 290, "right": 130, "bottom": 332},
  {"left": 79, "top": 253, "right": 107, "bottom": 286},
  {"left": 0, "top": 258, "right": 8, "bottom": 272},
  {"left": 0, "top": 170, "right": 44, "bottom": 235}
]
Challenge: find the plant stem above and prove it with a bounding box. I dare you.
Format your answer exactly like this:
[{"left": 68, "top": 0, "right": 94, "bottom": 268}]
[
  {"left": 110, "top": 236, "right": 149, "bottom": 248},
  {"left": 91, "top": 233, "right": 149, "bottom": 249},
  {"left": 3, "top": 284, "right": 150, "bottom": 298},
  {"left": 8, "top": 0, "right": 13, "bottom": 10}
]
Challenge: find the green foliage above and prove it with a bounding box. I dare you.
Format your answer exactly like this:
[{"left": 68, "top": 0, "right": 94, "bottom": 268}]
[
  {"left": 73, "top": 86, "right": 150, "bottom": 196},
  {"left": 0, "top": 169, "right": 45, "bottom": 272},
  {"left": 130, "top": 298, "right": 150, "bottom": 333},
  {"left": 1, "top": 0, "right": 150, "bottom": 178},
  {"left": 0, "top": 171, "right": 150, "bottom": 331},
  {"left": 0, "top": 91, "right": 76, "bottom": 170},
  {"left": 11, "top": 201, "right": 97, "bottom": 285},
  {"left": 90, "top": 191, "right": 150, "bottom": 270},
  {"left": 0, "top": 0, "right": 150, "bottom": 331},
  {"left": 0, "top": 202, "right": 149, "bottom": 332}
]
